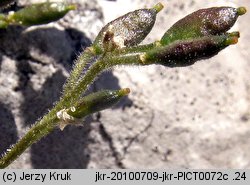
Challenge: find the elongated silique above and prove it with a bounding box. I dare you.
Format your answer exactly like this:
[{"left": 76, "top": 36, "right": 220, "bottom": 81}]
[
  {"left": 6, "top": 2, "right": 76, "bottom": 26},
  {"left": 145, "top": 34, "right": 239, "bottom": 67},
  {"left": 67, "top": 88, "right": 130, "bottom": 119}
]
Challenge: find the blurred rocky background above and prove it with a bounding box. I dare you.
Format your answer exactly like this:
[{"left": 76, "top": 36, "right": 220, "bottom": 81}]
[{"left": 0, "top": 0, "right": 249, "bottom": 168}]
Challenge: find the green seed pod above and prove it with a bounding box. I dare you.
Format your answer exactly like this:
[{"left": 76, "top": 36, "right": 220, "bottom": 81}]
[
  {"left": 161, "top": 6, "right": 247, "bottom": 45},
  {"left": 0, "top": 0, "right": 15, "bottom": 8},
  {"left": 144, "top": 34, "right": 239, "bottom": 67},
  {"left": 93, "top": 3, "right": 164, "bottom": 54},
  {"left": 67, "top": 88, "right": 130, "bottom": 119},
  {"left": 6, "top": 2, "right": 76, "bottom": 26},
  {"left": 0, "top": 14, "right": 7, "bottom": 28},
  {"left": 0, "top": 20, "right": 8, "bottom": 28}
]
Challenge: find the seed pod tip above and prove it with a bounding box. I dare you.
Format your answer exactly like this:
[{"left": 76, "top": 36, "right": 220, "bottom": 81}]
[
  {"left": 237, "top": 7, "right": 247, "bottom": 15},
  {"left": 67, "top": 4, "right": 77, "bottom": 11},
  {"left": 120, "top": 88, "right": 130, "bottom": 95},
  {"left": 225, "top": 36, "right": 238, "bottom": 45},
  {"left": 228, "top": 31, "right": 240, "bottom": 38},
  {"left": 153, "top": 2, "right": 164, "bottom": 13}
]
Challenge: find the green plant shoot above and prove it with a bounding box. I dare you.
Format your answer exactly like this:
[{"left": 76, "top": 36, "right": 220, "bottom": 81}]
[{"left": 0, "top": 2, "right": 247, "bottom": 168}]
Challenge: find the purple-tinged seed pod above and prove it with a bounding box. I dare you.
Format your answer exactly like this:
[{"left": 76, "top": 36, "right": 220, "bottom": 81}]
[
  {"left": 93, "top": 3, "right": 164, "bottom": 54},
  {"left": 161, "top": 6, "right": 247, "bottom": 45},
  {"left": 146, "top": 34, "right": 239, "bottom": 67}
]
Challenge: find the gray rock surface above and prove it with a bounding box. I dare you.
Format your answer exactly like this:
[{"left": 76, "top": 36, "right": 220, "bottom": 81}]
[{"left": 0, "top": 0, "right": 249, "bottom": 168}]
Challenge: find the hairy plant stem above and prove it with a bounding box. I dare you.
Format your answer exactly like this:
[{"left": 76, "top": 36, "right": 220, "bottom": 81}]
[
  {"left": 0, "top": 46, "right": 143, "bottom": 168},
  {"left": 0, "top": 2, "right": 162, "bottom": 167},
  {"left": 0, "top": 52, "right": 114, "bottom": 168},
  {"left": 63, "top": 47, "right": 95, "bottom": 93},
  {"left": 0, "top": 110, "right": 59, "bottom": 168},
  {"left": 0, "top": 32, "right": 237, "bottom": 168},
  {"left": 0, "top": 3, "right": 245, "bottom": 169}
]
